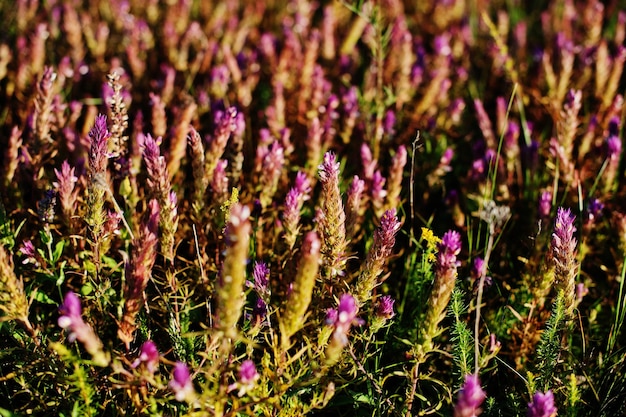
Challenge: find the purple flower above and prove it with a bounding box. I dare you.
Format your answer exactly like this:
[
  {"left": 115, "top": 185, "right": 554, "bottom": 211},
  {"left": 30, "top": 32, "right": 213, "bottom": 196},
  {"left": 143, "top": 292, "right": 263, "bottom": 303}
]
[
  {"left": 239, "top": 359, "right": 259, "bottom": 385},
  {"left": 327, "top": 294, "right": 364, "bottom": 346},
  {"left": 325, "top": 308, "right": 338, "bottom": 325},
  {"left": 211, "top": 159, "right": 229, "bottom": 195},
  {"left": 384, "top": 109, "right": 396, "bottom": 137},
  {"left": 58, "top": 292, "right": 82, "bottom": 334},
  {"left": 606, "top": 133, "right": 622, "bottom": 161},
  {"left": 553, "top": 207, "right": 577, "bottom": 252},
  {"left": 250, "top": 261, "right": 270, "bottom": 295},
  {"left": 169, "top": 362, "right": 194, "bottom": 402},
  {"left": 441, "top": 148, "right": 454, "bottom": 167},
  {"left": 293, "top": 171, "right": 311, "bottom": 195},
  {"left": 132, "top": 340, "right": 159, "bottom": 374},
  {"left": 53, "top": 160, "right": 79, "bottom": 220},
  {"left": 437, "top": 230, "right": 462, "bottom": 272},
  {"left": 376, "top": 295, "right": 395, "bottom": 319},
  {"left": 228, "top": 359, "right": 260, "bottom": 396},
  {"left": 471, "top": 257, "right": 485, "bottom": 280},
  {"left": 538, "top": 191, "right": 552, "bottom": 219},
  {"left": 18, "top": 240, "right": 38, "bottom": 265},
  {"left": 454, "top": 374, "right": 486, "bottom": 417},
  {"left": 251, "top": 297, "right": 268, "bottom": 323},
  {"left": 585, "top": 198, "right": 604, "bottom": 223},
  {"left": 318, "top": 152, "right": 340, "bottom": 183},
  {"left": 527, "top": 390, "right": 557, "bottom": 417},
  {"left": 88, "top": 114, "right": 110, "bottom": 175},
  {"left": 360, "top": 144, "right": 376, "bottom": 180},
  {"left": 57, "top": 292, "right": 109, "bottom": 366},
  {"left": 551, "top": 207, "right": 578, "bottom": 316},
  {"left": 371, "top": 170, "right": 387, "bottom": 205}
]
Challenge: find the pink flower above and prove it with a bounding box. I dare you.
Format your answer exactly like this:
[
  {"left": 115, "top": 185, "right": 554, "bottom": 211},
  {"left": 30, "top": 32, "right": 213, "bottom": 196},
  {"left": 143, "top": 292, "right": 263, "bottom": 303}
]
[
  {"left": 454, "top": 374, "right": 486, "bottom": 417},
  {"left": 376, "top": 296, "right": 395, "bottom": 319},
  {"left": 169, "top": 362, "right": 194, "bottom": 402},
  {"left": 131, "top": 340, "right": 159, "bottom": 374},
  {"left": 88, "top": 114, "right": 110, "bottom": 175},
  {"left": 326, "top": 294, "right": 364, "bottom": 346},
  {"left": 58, "top": 292, "right": 82, "bottom": 338},
  {"left": 527, "top": 390, "right": 557, "bottom": 417},
  {"left": 239, "top": 360, "right": 259, "bottom": 385}
]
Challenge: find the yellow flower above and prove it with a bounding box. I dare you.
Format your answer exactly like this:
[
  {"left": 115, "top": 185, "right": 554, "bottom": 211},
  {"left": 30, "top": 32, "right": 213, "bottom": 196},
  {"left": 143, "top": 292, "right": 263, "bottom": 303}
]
[{"left": 420, "top": 227, "right": 441, "bottom": 263}]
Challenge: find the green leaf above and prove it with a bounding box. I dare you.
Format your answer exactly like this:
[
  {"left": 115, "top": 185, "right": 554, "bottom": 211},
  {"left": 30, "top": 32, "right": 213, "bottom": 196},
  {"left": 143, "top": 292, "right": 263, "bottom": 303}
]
[
  {"left": 52, "top": 240, "right": 65, "bottom": 263},
  {"left": 33, "top": 289, "right": 57, "bottom": 305},
  {"left": 0, "top": 407, "right": 22, "bottom": 417}
]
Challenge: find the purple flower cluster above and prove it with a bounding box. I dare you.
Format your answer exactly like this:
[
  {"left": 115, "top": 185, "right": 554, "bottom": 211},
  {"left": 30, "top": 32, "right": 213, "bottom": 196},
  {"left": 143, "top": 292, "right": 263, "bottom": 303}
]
[
  {"left": 454, "top": 374, "right": 486, "bottom": 417},
  {"left": 58, "top": 292, "right": 109, "bottom": 366},
  {"left": 326, "top": 294, "right": 364, "bottom": 346},
  {"left": 527, "top": 390, "right": 557, "bottom": 417}
]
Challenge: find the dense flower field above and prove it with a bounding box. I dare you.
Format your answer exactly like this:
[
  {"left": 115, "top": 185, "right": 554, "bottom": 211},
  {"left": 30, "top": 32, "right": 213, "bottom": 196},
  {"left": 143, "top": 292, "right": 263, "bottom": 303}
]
[{"left": 1, "top": 0, "right": 625, "bottom": 416}]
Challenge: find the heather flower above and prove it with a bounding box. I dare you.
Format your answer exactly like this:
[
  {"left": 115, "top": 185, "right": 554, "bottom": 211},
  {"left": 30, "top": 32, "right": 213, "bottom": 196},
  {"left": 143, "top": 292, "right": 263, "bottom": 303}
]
[
  {"left": 474, "top": 98, "right": 496, "bottom": 149},
  {"left": 216, "top": 204, "right": 251, "bottom": 340},
  {"left": 345, "top": 175, "right": 365, "bottom": 241},
  {"left": 211, "top": 159, "right": 230, "bottom": 210},
  {"left": 187, "top": 127, "right": 208, "bottom": 215},
  {"left": 86, "top": 115, "right": 110, "bottom": 260},
  {"left": 58, "top": 292, "right": 109, "bottom": 366},
  {"left": 250, "top": 261, "right": 270, "bottom": 298},
  {"left": 371, "top": 170, "right": 387, "bottom": 217},
  {"left": 324, "top": 293, "right": 364, "bottom": 365},
  {"left": 471, "top": 257, "right": 492, "bottom": 292},
  {"left": 283, "top": 172, "right": 312, "bottom": 250},
  {"left": 240, "top": 359, "right": 259, "bottom": 383},
  {"left": 281, "top": 231, "right": 320, "bottom": 344},
  {"left": 385, "top": 145, "right": 407, "bottom": 212},
  {"left": 2, "top": 126, "right": 22, "bottom": 188},
  {"left": 527, "top": 390, "right": 557, "bottom": 417},
  {"left": 31, "top": 66, "right": 56, "bottom": 147},
  {"left": 18, "top": 240, "right": 38, "bottom": 266},
  {"left": 37, "top": 189, "right": 57, "bottom": 224},
  {"left": 419, "top": 230, "right": 461, "bottom": 357},
  {"left": 551, "top": 207, "right": 578, "bottom": 317},
  {"left": 355, "top": 209, "right": 401, "bottom": 305},
  {"left": 538, "top": 191, "right": 552, "bottom": 219},
  {"left": 167, "top": 95, "right": 197, "bottom": 177},
  {"left": 557, "top": 89, "right": 582, "bottom": 161},
  {"left": 383, "top": 110, "right": 396, "bottom": 137},
  {"left": 118, "top": 199, "right": 159, "bottom": 348},
  {"left": 206, "top": 107, "right": 239, "bottom": 183},
  {"left": 169, "top": 362, "right": 195, "bottom": 402},
  {"left": 88, "top": 114, "right": 111, "bottom": 177},
  {"left": 259, "top": 141, "right": 285, "bottom": 208},
  {"left": 131, "top": 340, "right": 159, "bottom": 374},
  {"left": 150, "top": 92, "right": 167, "bottom": 138},
  {"left": 1, "top": 244, "right": 35, "bottom": 338},
  {"left": 376, "top": 295, "right": 395, "bottom": 319},
  {"left": 454, "top": 374, "right": 486, "bottom": 417},
  {"left": 576, "top": 283, "right": 588, "bottom": 304},
  {"left": 228, "top": 359, "right": 260, "bottom": 397},
  {"left": 317, "top": 152, "right": 348, "bottom": 279},
  {"left": 106, "top": 71, "right": 129, "bottom": 157},
  {"left": 604, "top": 117, "right": 622, "bottom": 193},
  {"left": 54, "top": 160, "right": 79, "bottom": 225},
  {"left": 142, "top": 134, "right": 178, "bottom": 263},
  {"left": 585, "top": 198, "right": 604, "bottom": 223},
  {"left": 360, "top": 143, "right": 377, "bottom": 181}
]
